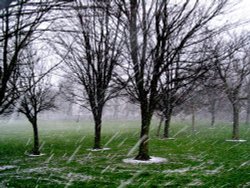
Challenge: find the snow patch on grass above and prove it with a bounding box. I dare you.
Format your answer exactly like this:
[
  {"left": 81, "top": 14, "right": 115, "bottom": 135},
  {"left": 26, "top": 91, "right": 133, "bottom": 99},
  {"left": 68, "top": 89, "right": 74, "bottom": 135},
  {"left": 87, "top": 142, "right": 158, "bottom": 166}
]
[
  {"left": 123, "top": 156, "right": 167, "bottom": 164},
  {"left": 163, "top": 164, "right": 224, "bottom": 177},
  {"left": 86, "top": 148, "right": 111, "bottom": 152},
  {"left": 1, "top": 166, "right": 93, "bottom": 186},
  {"left": 187, "top": 179, "right": 203, "bottom": 186},
  {"left": 62, "top": 172, "right": 92, "bottom": 182},
  {"left": 160, "top": 137, "right": 176, "bottom": 140},
  {"left": 26, "top": 153, "right": 46, "bottom": 157},
  {"left": 239, "top": 161, "right": 250, "bottom": 168},
  {"left": 164, "top": 181, "right": 176, "bottom": 186},
  {"left": 242, "top": 182, "right": 250, "bottom": 188},
  {"left": 22, "top": 167, "right": 66, "bottom": 174},
  {"left": 225, "top": 139, "right": 247, "bottom": 142},
  {"left": 163, "top": 167, "right": 191, "bottom": 174},
  {"left": 0, "top": 165, "right": 17, "bottom": 171},
  {"left": 163, "top": 164, "right": 210, "bottom": 175},
  {"left": 204, "top": 166, "right": 224, "bottom": 175}
]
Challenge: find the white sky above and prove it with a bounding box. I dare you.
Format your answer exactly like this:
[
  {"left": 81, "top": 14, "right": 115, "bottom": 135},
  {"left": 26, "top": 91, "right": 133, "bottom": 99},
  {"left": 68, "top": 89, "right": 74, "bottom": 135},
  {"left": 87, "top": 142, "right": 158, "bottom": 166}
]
[
  {"left": 226, "top": 0, "right": 250, "bottom": 31},
  {"left": 236, "top": 0, "right": 250, "bottom": 20}
]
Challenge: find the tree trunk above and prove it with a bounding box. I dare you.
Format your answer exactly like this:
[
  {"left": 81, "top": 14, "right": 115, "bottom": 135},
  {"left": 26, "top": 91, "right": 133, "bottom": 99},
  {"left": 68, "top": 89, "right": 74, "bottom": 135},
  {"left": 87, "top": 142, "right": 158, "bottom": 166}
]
[
  {"left": 232, "top": 103, "right": 240, "bottom": 140},
  {"left": 210, "top": 100, "right": 216, "bottom": 127},
  {"left": 192, "top": 106, "right": 196, "bottom": 132},
  {"left": 31, "top": 119, "right": 40, "bottom": 155},
  {"left": 211, "top": 111, "right": 215, "bottom": 127},
  {"left": 156, "top": 115, "right": 164, "bottom": 137},
  {"left": 246, "top": 109, "right": 250, "bottom": 125},
  {"left": 163, "top": 108, "right": 172, "bottom": 138},
  {"left": 93, "top": 114, "right": 102, "bottom": 149},
  {"left": 135, "top": 110, "right": 152, "bottom": 160},
  {"left": 163, "top": 116, "right": 171, "bottom": 138}
]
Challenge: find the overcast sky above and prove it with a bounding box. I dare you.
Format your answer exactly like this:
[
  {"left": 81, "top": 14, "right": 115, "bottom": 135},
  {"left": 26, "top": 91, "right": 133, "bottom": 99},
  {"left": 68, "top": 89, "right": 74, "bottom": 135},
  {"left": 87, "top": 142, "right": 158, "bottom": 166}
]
[
  {"left": 237, "top": 0, "right": 250, "bottom": 20},
  {"left": 226, "top": 0, "right": 250, "bottom": 31}
]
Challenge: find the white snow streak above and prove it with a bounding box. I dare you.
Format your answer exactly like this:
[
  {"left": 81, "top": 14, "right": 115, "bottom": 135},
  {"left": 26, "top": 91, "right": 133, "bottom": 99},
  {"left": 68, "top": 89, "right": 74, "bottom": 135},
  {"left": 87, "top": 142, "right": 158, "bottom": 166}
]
[
  {"left": 44, "top": 153, "right": 54, "bottom": 164},
  {"left": 127, "top": 135, "right": 148, "bottom": 156},
  {"left": 104, "top": 132, "right": 120, "bottom": 147},
  {"left": 26, "top": 153, "right": 46, "bottom": 157},
  {"left": 118, "top": 170, "right": 143, "bottom": 188},
  {"left": 67, "top": 145, "right": 81, "bottom": 163},
  {"left": 172, "top": 126, "right": 189, "bottom": 137},
  {"left": 163, "top": 167, "right": 191, "bottom": 174},
  {"left": 0, "top": 165, "right": 17, "bottom": 171},
  {"left": 118, "top": 138, "right": 127, "bottom": 147},
  {"left": 86, "top": 148, "right": 111, "bottom": 152},
  {"left": 187, "top": 179, "right": 203, "bottom": 186},
  {"left": 225, "top": 139, "right": 247, "bottom": 142},
  {"left": 204, "top": 166, "right": 224, "bottom": 175},
  {"left": 239, "top": 161, "right": 250, "bottom": 168}
]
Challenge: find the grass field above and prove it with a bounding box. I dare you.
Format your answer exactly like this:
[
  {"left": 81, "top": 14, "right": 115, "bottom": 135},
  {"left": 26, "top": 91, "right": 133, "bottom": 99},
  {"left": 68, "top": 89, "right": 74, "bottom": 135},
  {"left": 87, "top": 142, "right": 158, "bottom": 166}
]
[{"left": 0, "top": 119, "right": 250, "bottom": 187}]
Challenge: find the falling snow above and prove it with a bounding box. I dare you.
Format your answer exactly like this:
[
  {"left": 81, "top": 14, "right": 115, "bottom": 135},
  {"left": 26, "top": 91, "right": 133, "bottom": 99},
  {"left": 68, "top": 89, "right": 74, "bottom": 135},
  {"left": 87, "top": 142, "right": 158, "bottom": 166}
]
[
  {"left": 187, "top": 179, "right": 204, "bottom": 186},
  {"left": 163, "top": 167, "right": 192, "bottom": 174}
]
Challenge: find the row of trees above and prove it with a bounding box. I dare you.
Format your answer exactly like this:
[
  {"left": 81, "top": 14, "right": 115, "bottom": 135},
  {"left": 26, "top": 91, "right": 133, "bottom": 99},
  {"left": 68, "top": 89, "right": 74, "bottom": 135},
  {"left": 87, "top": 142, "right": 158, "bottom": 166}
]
[
  {"left": 0, "top": 0, "right": 71, "bottom": 155},
  {"left": 1, "top": 0, "right": 249, "bottom": 160},
  {"left": 56, "top": 0, "right": 248, "bottom": 160},
  {"left": 156, "top": 33, "right": 250, "bottom": 140}
]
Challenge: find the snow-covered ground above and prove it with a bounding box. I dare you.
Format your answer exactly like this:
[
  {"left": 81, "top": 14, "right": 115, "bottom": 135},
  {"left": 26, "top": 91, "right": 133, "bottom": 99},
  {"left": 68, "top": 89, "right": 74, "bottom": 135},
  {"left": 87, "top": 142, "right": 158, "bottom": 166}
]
[
  {"left": 0, "top": 165, "right": 17, "bottom": 171},
  {"left": 86, "top": 148, "right": 111, "bottom": 152},
  {"left": 0, "top": 166, "right": 93, "bottom": 186},
  {"left": 26, "top": 153, "right": 46, "bottom": 157},
  {"left": 225, "top": 139, "right": 247, "bottom": 142},
  {"left": 123, "top": 156, "right": 167, "bottom": 164}
]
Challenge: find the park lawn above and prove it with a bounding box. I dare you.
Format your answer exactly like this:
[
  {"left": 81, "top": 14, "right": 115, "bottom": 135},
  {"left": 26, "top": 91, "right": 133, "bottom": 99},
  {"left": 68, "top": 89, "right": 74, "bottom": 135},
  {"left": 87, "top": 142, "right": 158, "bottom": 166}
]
[{"left": 0, "top": 119, "right": 250, "bottom": 187}]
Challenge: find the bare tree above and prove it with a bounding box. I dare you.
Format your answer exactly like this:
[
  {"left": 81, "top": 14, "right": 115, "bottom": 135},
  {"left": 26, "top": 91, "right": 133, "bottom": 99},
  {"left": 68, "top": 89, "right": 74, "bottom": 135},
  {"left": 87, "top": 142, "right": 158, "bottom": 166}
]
[
  {"left": 156, "top": 84, "right": 198, "bottom": 138},
  {"left": 57, "top": 0, "right": 123, "bottom": 149},
  {"left": 116, "top": 0, "right": 231, "bottom": 160},
  {"left": 0, "top": 0, "right": 71, "bottom": 115},
  {"left": 214, "top": 34, "right": 250, "bottom": 140},
  {"left": 200, "top": 72, "right": 225, "bottom": 127},
  {"left": 156, "top": 47, "right": 210, "bottom": 138},
  {"left": 17, "top": 47, "right": 57, "bottom": 155}
]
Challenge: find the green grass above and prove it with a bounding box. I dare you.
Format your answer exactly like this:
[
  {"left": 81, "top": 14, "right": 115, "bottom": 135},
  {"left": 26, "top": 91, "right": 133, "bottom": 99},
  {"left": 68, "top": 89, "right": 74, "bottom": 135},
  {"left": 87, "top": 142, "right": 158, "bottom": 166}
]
[{"left": 0, "top": 119, "right": 250, "bottom": 187}]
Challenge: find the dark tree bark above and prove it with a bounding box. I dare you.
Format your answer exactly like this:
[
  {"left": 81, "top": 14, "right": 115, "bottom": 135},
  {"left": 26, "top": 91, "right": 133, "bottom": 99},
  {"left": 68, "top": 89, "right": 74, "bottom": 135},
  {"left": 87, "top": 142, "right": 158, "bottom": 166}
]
[
  {"left": 129, "top": 0, "right": 151, "bottom": 160},
  {"left": 156, "top": 115, "right": 164, "bottom": 137},
  {"left": 0, "top": 0, "right": 13, "bottom": 10},
  {"left": 135, "top": 108, "right": 152, "bottom": 160},
  {"left": 206, "top": 89, "right": 221, "bottom": 128},
  {"left": 163, "top": 112, "right": 172, "bottom": 138},
  {"left": 232, "top": 102, "right": 240, "bottom": 140},
  {"left": 30, "top": 117, "right": 40, "bottom": 155},
  {"left": 210, "top": 100, "right": 216, "bottom": 127},
  {"left": 93, "top": 111, "right": 103, "bottom": 149},
  {"left": 191, "top": 106, "right": 196, "bottom": 132}
]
